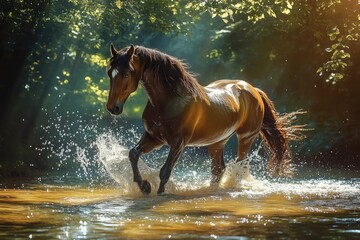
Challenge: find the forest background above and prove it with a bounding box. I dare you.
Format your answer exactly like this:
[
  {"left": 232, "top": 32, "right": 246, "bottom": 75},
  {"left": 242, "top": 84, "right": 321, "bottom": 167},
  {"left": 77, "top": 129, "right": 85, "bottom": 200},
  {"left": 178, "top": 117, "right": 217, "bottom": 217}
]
[{"left": 0, "top": 0, "right": 359, "bottom": 177}]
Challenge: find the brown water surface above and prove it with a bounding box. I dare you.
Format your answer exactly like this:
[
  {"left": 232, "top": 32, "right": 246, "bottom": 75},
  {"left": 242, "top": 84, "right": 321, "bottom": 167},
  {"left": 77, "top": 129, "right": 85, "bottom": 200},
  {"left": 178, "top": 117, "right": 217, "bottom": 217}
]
[{"left": 1, "top": 177, "right": 359, "bottom": 239}]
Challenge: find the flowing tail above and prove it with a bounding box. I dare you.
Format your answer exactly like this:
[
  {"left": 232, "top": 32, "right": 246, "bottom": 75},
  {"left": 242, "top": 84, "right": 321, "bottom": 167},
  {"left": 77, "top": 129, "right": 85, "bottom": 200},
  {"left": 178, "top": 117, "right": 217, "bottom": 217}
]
[{"left": 257, "top": 88, "right": 306, "bottom": 177}]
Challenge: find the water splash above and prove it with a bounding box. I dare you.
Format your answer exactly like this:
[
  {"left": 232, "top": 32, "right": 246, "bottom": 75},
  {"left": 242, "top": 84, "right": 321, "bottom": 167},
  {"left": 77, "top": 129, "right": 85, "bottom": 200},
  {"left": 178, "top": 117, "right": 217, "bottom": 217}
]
[
  {"left": 36, "top": 106, "right": 360, "bottom": 200},
  {"left": 219, "top": 144, "right": 263, "bottom": 189},
  {"left": 94, "top": 133, "right": 259, "bottom": 195},
  {"left": 93, "top": 135, "right": 360, "bottom": 200},
  {"left": 95, "top": 133, "right": 177, "bottom": 196},
  {"left": 37, "top": 106, "right": 268, "bottom": 194},
  {"left": 36, "top": 105, "right": 141, "bottom": 184}
]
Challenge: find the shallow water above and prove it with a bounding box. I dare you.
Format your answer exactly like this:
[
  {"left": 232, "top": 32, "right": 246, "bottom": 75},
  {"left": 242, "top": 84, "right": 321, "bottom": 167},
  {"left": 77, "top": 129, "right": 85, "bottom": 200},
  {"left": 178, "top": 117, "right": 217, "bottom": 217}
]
[
  {"left": 2, "top": 138, "right": 360, "bottom": 240},
  {"left": 3, "top": 112, "right": 359, "bottom": 239},
  {"left": 1, "top": 176, "right": 360, "bottom": 239}
]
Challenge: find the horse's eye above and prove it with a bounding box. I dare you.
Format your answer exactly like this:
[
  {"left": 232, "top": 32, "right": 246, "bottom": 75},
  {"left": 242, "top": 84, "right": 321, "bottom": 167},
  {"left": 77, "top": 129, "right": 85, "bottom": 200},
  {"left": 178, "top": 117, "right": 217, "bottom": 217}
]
[{"left": 123, "top": 72, "right": 130, "bottom": 78}]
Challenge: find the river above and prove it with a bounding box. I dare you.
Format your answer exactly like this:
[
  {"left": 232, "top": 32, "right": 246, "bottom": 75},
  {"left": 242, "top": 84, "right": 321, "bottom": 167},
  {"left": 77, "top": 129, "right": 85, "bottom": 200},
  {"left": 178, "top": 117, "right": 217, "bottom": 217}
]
[
  {"left": 1, "top": 113, "right": 359, "bottom": 239},
  {"left": 1, "top": 175, "right": 359, "bottom": 239},
  {"left": 1, "top": 134, "right": 360, "bottom": 239}
]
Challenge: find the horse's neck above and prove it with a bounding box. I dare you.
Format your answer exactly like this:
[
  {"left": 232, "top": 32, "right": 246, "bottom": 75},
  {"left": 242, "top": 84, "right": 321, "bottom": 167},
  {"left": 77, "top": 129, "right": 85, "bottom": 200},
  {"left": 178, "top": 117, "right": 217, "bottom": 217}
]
[
  {"left": 138, "top": 60, "right": 201, "bottom": 109},
  {"left": 140, "top": 79, "right": 171, "bottom": 108},
  {"left": 140, "top": 77, "right": 193, "bottom": 114}
]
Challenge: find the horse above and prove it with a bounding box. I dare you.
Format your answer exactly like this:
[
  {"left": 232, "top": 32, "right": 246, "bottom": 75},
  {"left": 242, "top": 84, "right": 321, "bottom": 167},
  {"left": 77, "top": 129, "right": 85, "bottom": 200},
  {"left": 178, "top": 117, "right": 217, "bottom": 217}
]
[{"left": 106, "top": 44, "right": 304, "bottom": 195}]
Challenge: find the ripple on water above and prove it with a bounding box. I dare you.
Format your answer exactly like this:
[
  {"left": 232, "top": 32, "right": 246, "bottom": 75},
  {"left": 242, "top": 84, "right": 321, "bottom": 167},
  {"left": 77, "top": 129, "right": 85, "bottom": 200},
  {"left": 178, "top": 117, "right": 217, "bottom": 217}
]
[{"left": 5, "top": 112, "right": 358, "bottom": 239}]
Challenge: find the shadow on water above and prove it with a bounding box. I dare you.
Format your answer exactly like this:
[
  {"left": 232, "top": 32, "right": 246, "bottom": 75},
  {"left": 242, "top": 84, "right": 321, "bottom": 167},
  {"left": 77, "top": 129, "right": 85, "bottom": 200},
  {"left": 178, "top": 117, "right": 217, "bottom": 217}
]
[{"left": 0, "top": 108, "right": 360, "bottom": 239}]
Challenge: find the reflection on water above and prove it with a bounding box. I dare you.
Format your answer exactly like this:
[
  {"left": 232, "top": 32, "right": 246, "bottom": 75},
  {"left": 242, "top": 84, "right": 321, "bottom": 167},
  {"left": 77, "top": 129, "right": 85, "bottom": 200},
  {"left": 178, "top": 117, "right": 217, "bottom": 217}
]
[
  {"left": 2, "top": 112, "right": 359, "bottom": 239},
  {"left": 1, "top": 176, "right": 359, "bottom": 239}
]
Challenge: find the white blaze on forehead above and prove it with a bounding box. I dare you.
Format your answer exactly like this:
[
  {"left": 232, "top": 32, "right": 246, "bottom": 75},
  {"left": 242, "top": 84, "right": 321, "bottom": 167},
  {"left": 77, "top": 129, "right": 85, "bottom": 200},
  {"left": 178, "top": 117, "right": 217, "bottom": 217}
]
[{"left": 112, "top": 69, "right": 119, "bottom": 79}]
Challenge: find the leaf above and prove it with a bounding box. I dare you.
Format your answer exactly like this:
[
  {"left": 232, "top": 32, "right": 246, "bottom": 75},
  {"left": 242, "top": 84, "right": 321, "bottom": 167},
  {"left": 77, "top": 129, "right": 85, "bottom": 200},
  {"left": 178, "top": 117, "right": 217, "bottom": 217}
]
[
  {"left": 149, "top": 15, "right": 156, "bottom": 23},
  {"left": 233, "top": 3, "right": 242, "bottom": 9},
  {"left": 331, "top": 49, "right": 339, "bottom": 59},
  {"left": 267, "top": 8, "right": 277, "bottom": 18},
  {"left": 338, "top": 62, "right": 348, "bottom": 68},
  {"left": 341, "top": 52, "right": 351, "bottom": 58},
  {"left": 115, "top": 0, "right": 122, "bottom": 9},
  {"left": 332, "top": 27, "right": 340, "bottom": 35},
  {"left": 334, "top": 73, "right": 344, "bottom": 81},
  {"left": 185, "top": 3, "right": 193, "bottom": 9},
  {"left": 331, "top": 43, "right": 340, "bottom": 49},
  {"left": 346, "top": 34, "right": 355, "bottom": 41},
  {"left": 222, "top": 18, "right": 229, "bottom": 24},
  {"left": 220, "top": 12, "right": 229, "bottom": 19},
  {"left": 286, "top": 0, "right": 293, "bottom": 9},
  {"left": 329, "top": 34, "right": 337, "bottom": 41},
  {"left": 281, "top": 7, "right": 291, "bottom": 15}
]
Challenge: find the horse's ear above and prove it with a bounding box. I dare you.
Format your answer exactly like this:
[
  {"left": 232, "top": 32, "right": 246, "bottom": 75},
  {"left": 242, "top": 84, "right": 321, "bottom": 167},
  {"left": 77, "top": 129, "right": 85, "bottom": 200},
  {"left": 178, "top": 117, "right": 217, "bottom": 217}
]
[
  {"left": 110, "top": 44, "right": 117, "bottom": 57},
  {"left": 127, "top": 44, "right": 135, "bottom": 60}
]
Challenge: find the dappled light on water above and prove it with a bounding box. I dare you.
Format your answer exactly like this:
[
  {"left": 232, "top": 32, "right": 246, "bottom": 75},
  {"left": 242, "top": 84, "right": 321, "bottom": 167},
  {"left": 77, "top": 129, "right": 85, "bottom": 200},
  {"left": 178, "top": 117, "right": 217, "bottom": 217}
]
[
  {"left": 1, "top": 177, "right": 359, "bottom": 239},
  {"left": 1, "top": 109, "right": 359, "bottom": 239}
]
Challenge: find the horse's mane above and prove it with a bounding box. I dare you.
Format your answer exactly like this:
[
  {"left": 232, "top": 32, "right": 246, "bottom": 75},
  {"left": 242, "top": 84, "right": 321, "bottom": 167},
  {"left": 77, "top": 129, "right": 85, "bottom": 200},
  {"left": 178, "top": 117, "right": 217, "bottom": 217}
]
[{"left": 134, "top": 46, "right": 209, "bottom": 104}]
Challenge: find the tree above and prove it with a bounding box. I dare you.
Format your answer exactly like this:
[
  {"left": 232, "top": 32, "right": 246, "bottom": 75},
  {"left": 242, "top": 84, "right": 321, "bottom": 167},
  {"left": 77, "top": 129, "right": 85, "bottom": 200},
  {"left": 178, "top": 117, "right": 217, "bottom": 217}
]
[
  {"left": 0, "top": 0, "right": 202, "bottom": 176},
  {"left": 1, "top": 0, "right": 359, "bottom": 176}
]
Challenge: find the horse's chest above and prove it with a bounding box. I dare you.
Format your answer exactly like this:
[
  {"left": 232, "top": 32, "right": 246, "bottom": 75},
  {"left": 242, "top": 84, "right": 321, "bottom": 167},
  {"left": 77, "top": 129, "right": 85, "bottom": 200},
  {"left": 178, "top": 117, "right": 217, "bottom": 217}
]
[{"left": 143, "top": 117, "right": 175, "bottom": 143}]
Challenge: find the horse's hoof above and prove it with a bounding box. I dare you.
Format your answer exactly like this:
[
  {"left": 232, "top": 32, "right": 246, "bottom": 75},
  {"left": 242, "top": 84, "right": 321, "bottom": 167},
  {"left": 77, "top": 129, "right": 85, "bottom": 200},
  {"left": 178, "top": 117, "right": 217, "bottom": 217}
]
[
  {"left": 140, "top": 180, "right": 151, "bottom": 195},
  {"left": 157, "top": 186, "right": 165, "bottom": 195}
]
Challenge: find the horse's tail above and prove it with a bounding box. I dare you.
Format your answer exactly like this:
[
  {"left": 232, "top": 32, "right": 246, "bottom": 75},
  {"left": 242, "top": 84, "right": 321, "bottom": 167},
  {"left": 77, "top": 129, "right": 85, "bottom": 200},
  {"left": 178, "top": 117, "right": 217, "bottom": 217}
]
[{"left": 257, "top": 88, "right": 306, "bottom": 177}]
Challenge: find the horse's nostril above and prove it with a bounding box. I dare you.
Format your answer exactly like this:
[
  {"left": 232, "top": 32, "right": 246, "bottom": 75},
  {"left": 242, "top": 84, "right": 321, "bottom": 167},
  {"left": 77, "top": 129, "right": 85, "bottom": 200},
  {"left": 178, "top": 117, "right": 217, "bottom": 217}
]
[
  {"left": 110, "top": 102, "right": 123, "bottom": 115},
  {"left": 107, "top": 105, "right": 114, "bottom": 114},
  {"left": 107, "top": 102, "right": 124, "bottom": 115}
]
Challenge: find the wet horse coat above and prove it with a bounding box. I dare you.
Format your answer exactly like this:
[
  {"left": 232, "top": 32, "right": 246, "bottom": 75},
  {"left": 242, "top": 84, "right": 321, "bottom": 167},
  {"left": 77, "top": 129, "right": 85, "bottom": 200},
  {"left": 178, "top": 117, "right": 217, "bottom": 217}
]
[{"left": 107, "top": 45, "right": 299, "bottom": 194}]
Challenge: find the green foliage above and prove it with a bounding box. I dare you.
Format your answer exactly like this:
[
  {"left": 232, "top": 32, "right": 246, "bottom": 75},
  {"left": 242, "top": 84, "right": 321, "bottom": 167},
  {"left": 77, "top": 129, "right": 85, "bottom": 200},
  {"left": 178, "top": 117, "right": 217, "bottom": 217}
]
[
  {"left": 1, "top": 0, "right": 360, "bottom": 176},
  {"left": 186, "top": 0, "right": 293, "bottom": 24},
  {"left": 13, "top": 0, "right": 359, "bottom": 114},
  {"left": 310, "top": 1, "right": 360, "bottom": 84},
  {"left": 16, "top": 0, "right": 204, "bottom": 117},
  {"left": 194, "top": 0, "right": 359, "bottom": 86}
]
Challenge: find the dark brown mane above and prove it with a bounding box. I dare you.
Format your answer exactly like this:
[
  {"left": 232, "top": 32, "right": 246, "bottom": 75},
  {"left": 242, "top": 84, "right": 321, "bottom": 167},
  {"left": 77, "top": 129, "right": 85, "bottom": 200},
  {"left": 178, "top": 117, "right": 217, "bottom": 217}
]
[{"left": 134, "top": 46, "right": 209, "bottom": 103}]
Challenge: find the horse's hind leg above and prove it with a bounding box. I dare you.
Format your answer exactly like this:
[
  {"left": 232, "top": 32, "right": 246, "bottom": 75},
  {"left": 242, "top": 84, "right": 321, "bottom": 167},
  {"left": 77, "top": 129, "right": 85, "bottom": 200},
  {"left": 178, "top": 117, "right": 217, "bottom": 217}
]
[
  {"left": 236, "top": 132, "right": 258, "bottom": 162},
  {"left": 208, "top": 139, "right": 228, "bottom": 184}
]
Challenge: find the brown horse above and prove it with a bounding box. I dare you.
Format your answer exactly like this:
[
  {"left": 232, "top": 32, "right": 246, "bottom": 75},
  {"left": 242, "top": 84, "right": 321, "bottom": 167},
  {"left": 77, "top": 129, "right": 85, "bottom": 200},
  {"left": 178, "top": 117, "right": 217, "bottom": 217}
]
[{"left": 107, "top": 44, "right": 303, "bottom": 195}]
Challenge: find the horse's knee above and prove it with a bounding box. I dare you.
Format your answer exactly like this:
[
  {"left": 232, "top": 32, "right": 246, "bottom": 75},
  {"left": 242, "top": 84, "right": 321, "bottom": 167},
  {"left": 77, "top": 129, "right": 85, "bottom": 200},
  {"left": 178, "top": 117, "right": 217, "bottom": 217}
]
[{"left": 129, "top": 148, "right": 140, "bottom": 162}]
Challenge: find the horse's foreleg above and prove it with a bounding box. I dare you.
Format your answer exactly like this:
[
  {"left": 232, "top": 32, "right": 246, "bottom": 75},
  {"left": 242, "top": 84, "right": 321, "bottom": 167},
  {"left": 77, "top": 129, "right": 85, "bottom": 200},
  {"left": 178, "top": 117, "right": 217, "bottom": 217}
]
[
  {"left": 129, "top": 147, "right": 151, "bottom": 194},
  {"left": 129, "top": 132, "right": 163, "bottom": 195},
  {"left": 158, "top": 141, "right": 184, "bottom": 194}
]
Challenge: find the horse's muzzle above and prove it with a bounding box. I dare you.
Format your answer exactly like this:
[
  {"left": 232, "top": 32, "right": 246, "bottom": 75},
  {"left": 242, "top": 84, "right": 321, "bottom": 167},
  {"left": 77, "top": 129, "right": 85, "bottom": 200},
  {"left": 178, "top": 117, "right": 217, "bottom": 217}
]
[{"left": 107, "top": 101, "right": 124, "bottom": 115}]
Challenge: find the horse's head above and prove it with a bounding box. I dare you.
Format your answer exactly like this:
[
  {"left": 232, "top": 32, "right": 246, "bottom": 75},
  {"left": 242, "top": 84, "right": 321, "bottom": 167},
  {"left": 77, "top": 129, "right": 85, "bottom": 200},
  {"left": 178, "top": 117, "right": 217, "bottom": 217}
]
[{"left": 106, "top": 44, "right": 140, "bottom": 115}]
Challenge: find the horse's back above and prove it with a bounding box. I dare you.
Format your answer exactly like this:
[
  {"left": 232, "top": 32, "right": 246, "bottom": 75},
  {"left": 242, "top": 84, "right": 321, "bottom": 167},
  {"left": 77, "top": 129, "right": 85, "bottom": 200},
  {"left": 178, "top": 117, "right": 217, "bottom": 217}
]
[
  {"left": 181, "top": 80, "right": 264, "bottom": 146},
  {"left": 205, "top": 80, "right": 263, "bottom": 110}
]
